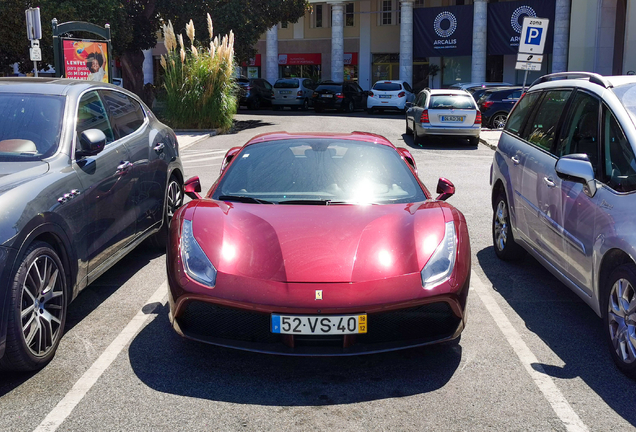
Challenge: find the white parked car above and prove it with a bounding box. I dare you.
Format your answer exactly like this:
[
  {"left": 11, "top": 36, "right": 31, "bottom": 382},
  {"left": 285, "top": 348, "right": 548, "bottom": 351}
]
[{"left": 367, "top": 81, "right": 415, "bottom": 113}]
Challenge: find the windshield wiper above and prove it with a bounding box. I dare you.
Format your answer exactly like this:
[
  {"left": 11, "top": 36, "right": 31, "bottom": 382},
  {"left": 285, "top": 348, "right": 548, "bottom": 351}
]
[
  {"left": 278, "top": 199, "right": 378, "bottom": 205},
  {"left": 217, "top": 195, "right": 273, "bottom": 204}
]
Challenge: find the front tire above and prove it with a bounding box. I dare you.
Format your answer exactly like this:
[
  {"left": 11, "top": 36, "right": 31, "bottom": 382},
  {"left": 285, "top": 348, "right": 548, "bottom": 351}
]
[
  {"left": 148, "top": 174, "right": 184, "bottom": 249},
  {"left": 603, "top": 264, "right": 636, "bottom": 379},
  {"left": 492, "top": 192, "right": 526, "bottom": 260},
  {"left": 0, "top": 242, "right": 67, "bottom": 371}
]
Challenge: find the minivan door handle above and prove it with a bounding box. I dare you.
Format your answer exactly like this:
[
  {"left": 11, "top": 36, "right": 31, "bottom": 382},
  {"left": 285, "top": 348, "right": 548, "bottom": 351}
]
[
  {"left": 511, "top": 156, "right": 520, "bottom": 165},
  {"left": 543, "top": 176, "right": 556, "bottom": 188}
]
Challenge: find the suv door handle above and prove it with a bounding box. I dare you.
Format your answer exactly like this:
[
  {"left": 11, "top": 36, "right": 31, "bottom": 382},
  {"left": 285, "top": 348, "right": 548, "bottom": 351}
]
[
  {"left": 511, "top": 156, "right": 520, "bottom": 165},
  {"left": 116, "top": 161, "right": 133, "bottom": 174},
  {"left": 543, "top": 176, "right": 556, "bottom": 188},
  {"left": 154, "top": 143, "right": 165, "bottom": 154}
]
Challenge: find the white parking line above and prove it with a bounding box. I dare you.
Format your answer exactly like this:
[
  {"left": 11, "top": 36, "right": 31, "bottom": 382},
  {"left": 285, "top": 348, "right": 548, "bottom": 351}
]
[
  {"left": 33, "top": 283, "right": 168, "bottom": 432},
  {"left": 471, "top": 271, "right": 589, "bottom": 432}
]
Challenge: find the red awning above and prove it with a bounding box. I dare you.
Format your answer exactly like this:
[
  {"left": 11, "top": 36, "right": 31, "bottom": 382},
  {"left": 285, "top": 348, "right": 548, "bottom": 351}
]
[{"left": 278, "top": 53, "right": 322, "bottom": 65}]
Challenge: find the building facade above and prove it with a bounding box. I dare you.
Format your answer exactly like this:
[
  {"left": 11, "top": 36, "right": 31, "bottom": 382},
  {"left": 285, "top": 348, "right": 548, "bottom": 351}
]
[{"left": 233, "top": 0, "right": 636, "bottom": 91}]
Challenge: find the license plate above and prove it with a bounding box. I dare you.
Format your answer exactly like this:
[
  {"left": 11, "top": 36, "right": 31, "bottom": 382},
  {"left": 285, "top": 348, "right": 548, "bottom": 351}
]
[
  {"left": 321, "top": 94, "right": 333, "bottom": 98},
  {"left": 272, "top": 314, "right": 367, "bottom": 335},
  {"left": 280, "top": 90, "right": 292, "bottom": 94},
  {"left": 379, "top": 95, "right": 391, "bottom": 99},
  {"left": 441, "top": 116, "right": 464, "bottom": 122}
]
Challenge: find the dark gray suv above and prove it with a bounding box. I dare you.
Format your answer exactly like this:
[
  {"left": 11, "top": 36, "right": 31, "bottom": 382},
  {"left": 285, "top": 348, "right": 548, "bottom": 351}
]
[
  {"left": 490, "top": 72, "right": 636, "bottom": 379},
  {"left": 0, "top": 78, "right": 184, "bottom": 371}
]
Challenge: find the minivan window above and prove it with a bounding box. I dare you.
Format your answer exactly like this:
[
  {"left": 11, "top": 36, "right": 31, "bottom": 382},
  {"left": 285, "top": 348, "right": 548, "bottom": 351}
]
[
  {"left": 522, "top": 90, "right": 571, "bottom": 151},
  {"left": 275, "top": 79, "right": 299, "bottom": 89},
  {"left": 555, "top": 92, "right": 600, "bottom": 171},
  {"left": 602, "top": 106, "right": 636, "bottom": 192},
  {"left": 505, "top": 91, "right": 540, "bottom": 135}
]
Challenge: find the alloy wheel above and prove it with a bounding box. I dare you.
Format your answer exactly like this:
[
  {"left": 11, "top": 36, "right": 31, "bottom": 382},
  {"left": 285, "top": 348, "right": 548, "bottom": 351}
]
[
  {"left": 494, "top": 200, "right": 509, "bottom": 251},
  {"left": 492, "top": 114, "right": 508, "bottom": 129},
  {"left": 608, "top": 278, "right": 636, "bottom": 364},
  {"left": 21, "top": 255, "right": 65, "bottom": 357},
  {"left": 166, "top": 178, "right": 183, "bottom": 220}
]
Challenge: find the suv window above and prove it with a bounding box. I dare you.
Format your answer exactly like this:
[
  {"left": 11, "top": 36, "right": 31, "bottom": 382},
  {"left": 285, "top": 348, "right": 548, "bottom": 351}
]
[
  {"left": 522, "top": 90, "right": 571, "bottom": 151},
  {"left": 416, "top": 93, "right": 426, "bottom": 107},
  {"left": 100, "top": 90, "right": 145, "bottom": 139},
  {"left": 262, "top": 80, "right": 273, "bottom": 90},
  {"left": 303, "top": 79, "right": 313, "bottom": 89},
  {"left": 505, "top": 91, "right": 541, "bottom": 135},
  {"left": 403, "top": 82, "right": 413, "bottom": 93},
  {"left": 555, "top": 91, "right": 600, "bottom": 171},
  {"left": 77, "top": 91, "right": 115, "bottom": 144},
  {"left": 602, "top": 105, "right": 636, "bottom": 192},
  {"left": 509, "top": 90, "right": 522, "bottom": 99}
]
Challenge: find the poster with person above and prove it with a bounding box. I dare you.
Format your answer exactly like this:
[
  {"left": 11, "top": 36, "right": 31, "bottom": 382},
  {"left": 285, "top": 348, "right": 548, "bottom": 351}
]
[{"left": 62, "top": 40, "right": 109, "bottom": 82}]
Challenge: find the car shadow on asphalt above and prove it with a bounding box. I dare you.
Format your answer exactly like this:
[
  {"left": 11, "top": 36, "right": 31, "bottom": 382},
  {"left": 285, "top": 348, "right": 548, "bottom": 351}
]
[
  {"left": 401, "top": 134, "right": 479, "bottom": 151},
  {"left": 476, "top": 246, "right": 636, "bottom": 426},
  {"left": 230, "top": 119, "right": 275, "bottom": 134},
  {"left": 128, "top": 307, "right": 462, "bottom": 406},
  {"left": 0, "top": 245, "right": 163, "bottom": 396}
]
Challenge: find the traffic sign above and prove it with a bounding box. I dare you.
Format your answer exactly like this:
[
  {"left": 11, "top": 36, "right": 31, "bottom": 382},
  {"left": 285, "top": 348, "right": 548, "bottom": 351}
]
[
  {"left": 515, "top": 62, "right": 542, "bottom": 71},
  {"left": 518, "top": 16, "right": 549, "bottom": 55},
  {"left": 516, "top": 53, "right": 543, "bottom": 63}
]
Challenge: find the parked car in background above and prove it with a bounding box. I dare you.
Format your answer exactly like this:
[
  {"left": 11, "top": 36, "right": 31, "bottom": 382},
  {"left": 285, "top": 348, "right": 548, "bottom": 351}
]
[
  {"left": 168, "top": 132, "right": 470, "bottom": 354},
  {"left": 237, "top": 77, "right": 274, "bottom": 110},
  {"left": 449, "top": 82, "right": 513, "bottom": 93},
  {"left": 490, "top": 72, "right": 636, "bottom": 379},
  {"left": 272, "top": 78, "right": 316, "bottom": 111},
  {"left": 366, "top": 80, "right": 415, "bottom": 113},
  {"left": 0, "top": 78, "right": 184, "bottom": 371},
  {"left": 477, "top": 86, "right": 523, "bottom": 129},
  {"left": 405, "top": 89, "right": 481, "bottom": 146},
  {"left": 313, "top": 82, "right": 367, "bottom": 113}
]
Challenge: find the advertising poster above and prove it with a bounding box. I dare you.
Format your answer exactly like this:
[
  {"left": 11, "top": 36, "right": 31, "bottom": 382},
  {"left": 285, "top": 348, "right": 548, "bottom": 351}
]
[
  {"left": 487, "top": 1, "right": 555, "bottom": 55},
  {"left": 414, "top": 5, "right": 474, "bottom": 58},
  {"left": 62, "top": 39, "right": 109, "bottom": 82}
]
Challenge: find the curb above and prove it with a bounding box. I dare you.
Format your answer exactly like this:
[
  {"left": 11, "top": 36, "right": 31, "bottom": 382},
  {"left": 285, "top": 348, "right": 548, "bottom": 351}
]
[
  {"left": 480, "top": 137, "right": 498, "bottom": 151},
  {"left": 176, "top": 130, "right": 219, "bottom": 151}
]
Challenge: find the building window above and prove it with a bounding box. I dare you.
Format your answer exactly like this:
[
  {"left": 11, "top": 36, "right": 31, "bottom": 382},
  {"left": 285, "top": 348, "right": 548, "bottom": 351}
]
[
  {"left": 414, "top": 0, "right": 425, "bottom": 6},
  {"left": 345, "top": 3, "right": 355, "bottom": 27},
  {"left": 281, "top": 22, "right": 288, "bottom": 29},
  {"left": 313, "top": 4, "right": 331, "bottom": 28},
  {"left": 382, "top": 0, "right": 392, "bottom": 25}
]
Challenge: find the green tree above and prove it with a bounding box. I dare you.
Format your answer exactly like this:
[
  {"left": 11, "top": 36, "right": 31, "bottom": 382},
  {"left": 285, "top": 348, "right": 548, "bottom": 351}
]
[{"left": 0, "top": 0, "right": 307, "bottom": 98}]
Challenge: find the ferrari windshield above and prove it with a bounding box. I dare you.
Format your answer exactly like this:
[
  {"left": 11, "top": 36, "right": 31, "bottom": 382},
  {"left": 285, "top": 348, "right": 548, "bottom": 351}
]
[
  {"left": 213, "top": 138, "right": 427, "bottom": 204},
  {"left": 0, "top": 93, "right": 65, "bottom": 161}
]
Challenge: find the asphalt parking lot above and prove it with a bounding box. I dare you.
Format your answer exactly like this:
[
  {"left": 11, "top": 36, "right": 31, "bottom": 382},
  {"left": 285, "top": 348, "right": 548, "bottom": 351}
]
[{"left": 1, "top": 109, "right": 634, "bottom": 432}]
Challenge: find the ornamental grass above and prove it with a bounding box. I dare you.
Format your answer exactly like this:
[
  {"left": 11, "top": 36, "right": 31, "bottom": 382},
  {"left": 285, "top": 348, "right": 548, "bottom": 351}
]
[{"left": 160, "top": 15, "right": 237, "bottom": 131}]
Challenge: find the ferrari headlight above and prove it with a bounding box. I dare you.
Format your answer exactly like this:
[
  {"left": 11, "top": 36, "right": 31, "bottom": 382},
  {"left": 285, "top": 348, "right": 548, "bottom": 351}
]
[
  {"left": 421, "top": 221, "right": 457, "bottom": 289},
  {"left": 180, "top": 219, "right": 217, "bottom": 287}
]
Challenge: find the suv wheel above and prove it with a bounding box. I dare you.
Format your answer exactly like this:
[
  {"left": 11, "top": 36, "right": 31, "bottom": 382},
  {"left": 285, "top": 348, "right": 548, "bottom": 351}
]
[
  {"left": 492, "top": 192, "right": 526, "bottom": 260},
  {"left": 491, "top": 112, "right": 508, "bottom": 129},
  {"left": 149, "top": 174, "right": 183, "bottom": 249},
  {"left": 302, "top": 99, "right": 309, "bottom": 111},
  {"left": 406, "top": 118, "right": 413, "bottom": 135},
  {"left": 603, "top": 264, "right": 636, "bottom": 379},
  {"left": 0, "top": 242, "right": 67, "bottom": 371}
]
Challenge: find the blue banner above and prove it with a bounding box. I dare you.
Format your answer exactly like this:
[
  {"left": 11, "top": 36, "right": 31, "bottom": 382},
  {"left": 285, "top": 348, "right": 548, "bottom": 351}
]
[
  {"left": 487, "top": 0, "right": 555, "bottom": 55},
  {"left": 414, "top": 5, "right": 474, "bottom": 58}
]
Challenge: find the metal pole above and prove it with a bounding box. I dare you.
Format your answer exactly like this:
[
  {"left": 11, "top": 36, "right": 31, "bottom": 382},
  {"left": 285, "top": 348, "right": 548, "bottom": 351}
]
[
  {"left": 522, "top": 69, "right": 529, "bottom": 93},
  {"left": 34, "top": 61, "right": 38, "bottom": 77}
]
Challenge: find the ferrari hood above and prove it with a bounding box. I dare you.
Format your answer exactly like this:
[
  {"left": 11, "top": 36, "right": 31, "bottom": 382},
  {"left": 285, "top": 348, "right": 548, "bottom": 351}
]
[{"left": 191, "top": 200, "right": 448, "bottom": 283}]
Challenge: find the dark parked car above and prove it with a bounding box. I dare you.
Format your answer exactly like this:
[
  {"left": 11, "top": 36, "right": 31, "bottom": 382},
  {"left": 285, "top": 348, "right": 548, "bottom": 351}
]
[
  {"left": 237, "top": 77, "right": 274, "bottom": 110},
  {"left": 0, "top": 78, "right": 184, "bottom": 371},
  {"left": 312, "top": 82, "right": 367, "bottom": 113},
  {"left": 478, "top": 86, "right": 523, "bottom": 129}
]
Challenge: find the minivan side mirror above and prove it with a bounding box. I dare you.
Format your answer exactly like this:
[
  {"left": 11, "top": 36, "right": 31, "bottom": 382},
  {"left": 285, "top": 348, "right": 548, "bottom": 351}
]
[
  {"left": 436, "top": 178, "right": 455, "bottom": 201},
  {"left": 76, "top": 129, "right": 106, "bottom": 158},
  {"left": 555, "top": 154, "right": 597, "bottom": 197},
  {"left": 184, "top": 176, "right": 202, "bottom": 200}
]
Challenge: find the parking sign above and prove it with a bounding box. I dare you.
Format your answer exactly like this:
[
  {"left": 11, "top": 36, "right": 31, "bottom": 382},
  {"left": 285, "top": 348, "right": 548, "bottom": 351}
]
[{"left": 518, "top": 16, "right": 549, "bottom": 55}]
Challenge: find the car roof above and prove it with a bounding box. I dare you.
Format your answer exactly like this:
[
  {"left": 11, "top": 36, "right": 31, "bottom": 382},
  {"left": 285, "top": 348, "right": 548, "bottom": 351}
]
[
  {"left": 373, "top": 80, "right": 404, "bottom": 84},
  {"left": 0, "top": 77, "right": 118, "bottom": 96},
  {"left": 427, "top": 89, "right": 472, "bottom": 96},
  {"left": 243, "top": 132, "right": 396, "bottom": 148}
]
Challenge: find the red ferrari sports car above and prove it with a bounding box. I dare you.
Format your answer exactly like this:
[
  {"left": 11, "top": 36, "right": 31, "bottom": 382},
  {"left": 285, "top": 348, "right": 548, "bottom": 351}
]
[{"left": 167, "top": 132, "right": 470, "bottom": 355}]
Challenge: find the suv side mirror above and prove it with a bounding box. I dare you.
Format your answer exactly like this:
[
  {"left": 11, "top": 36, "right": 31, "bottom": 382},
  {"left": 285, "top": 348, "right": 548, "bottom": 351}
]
[
  {"left": 184, "top": 176, "right": 202, "bottom": 200},
  {"left": 555, "top": 154, "right": 597, "bottom": 197},
  {"left": 76, "top": 129, "right": 106, "bottom": 158},
  {"left": 436, "top": 178, "right": 455, "bottom": 201}
]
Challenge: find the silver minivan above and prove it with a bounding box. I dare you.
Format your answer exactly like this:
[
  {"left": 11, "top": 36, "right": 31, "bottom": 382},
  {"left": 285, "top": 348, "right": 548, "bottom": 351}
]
[
  {"left": 490, "top": 72, "right": 636, "bottom": 379},
  {"left": 272, "top": 78, "right": 316, "bottom": 110}
]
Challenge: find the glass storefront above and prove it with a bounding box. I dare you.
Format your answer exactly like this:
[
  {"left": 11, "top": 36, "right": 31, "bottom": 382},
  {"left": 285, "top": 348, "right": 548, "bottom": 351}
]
[
  {"left": 280, "top": 65, "right": 322, "bottom": 81},
  {"left": 441, "top": 56, "right": 471, "bottom": 87}
]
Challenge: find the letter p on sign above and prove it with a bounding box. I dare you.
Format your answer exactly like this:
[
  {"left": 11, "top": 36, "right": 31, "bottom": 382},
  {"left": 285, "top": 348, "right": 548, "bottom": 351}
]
[{"left": 525, "top": 27, "right": 543, "bottom": 45}]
